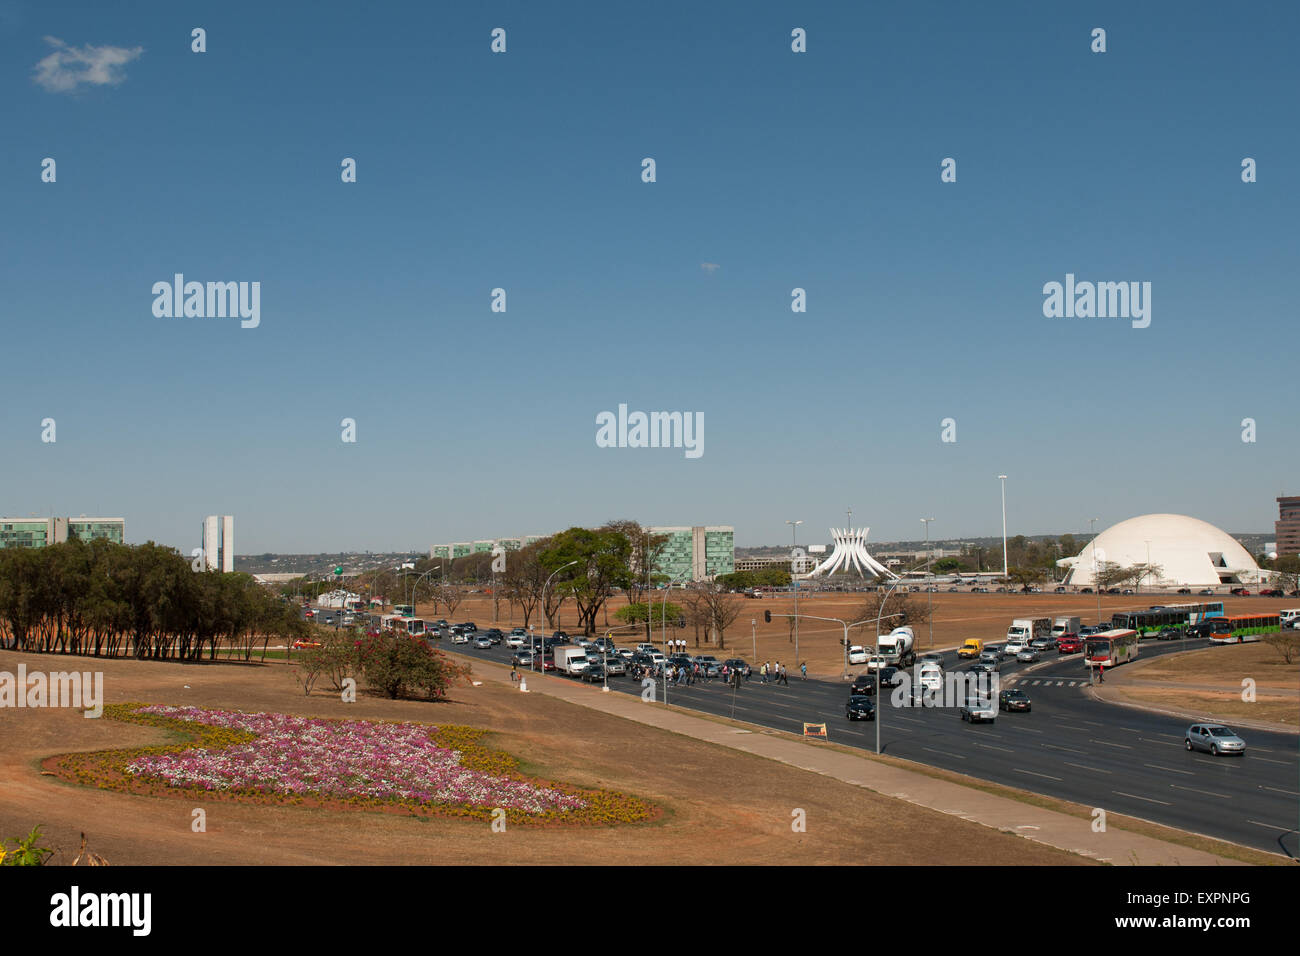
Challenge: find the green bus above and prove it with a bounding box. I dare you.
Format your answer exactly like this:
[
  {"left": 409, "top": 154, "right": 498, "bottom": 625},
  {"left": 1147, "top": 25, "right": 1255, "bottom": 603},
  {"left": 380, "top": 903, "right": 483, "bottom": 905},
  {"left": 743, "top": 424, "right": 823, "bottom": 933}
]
[{"left": 1209, "top": 614, "right": 1279, "bottom": 645}]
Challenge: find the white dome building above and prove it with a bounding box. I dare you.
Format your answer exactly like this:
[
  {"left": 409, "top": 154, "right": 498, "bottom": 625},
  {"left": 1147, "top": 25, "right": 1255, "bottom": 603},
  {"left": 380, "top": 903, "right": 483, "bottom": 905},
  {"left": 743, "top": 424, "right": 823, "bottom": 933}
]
[{"left": 1057, "top": 514, "right": 1262, "bottom": 587}]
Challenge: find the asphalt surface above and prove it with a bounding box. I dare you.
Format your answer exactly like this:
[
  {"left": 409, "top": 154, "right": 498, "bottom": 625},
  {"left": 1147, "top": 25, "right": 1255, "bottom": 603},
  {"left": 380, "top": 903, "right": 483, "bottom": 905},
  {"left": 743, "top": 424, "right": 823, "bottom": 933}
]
[{"left": 431, "top": 627, "right": 1298, "bottom": 858}]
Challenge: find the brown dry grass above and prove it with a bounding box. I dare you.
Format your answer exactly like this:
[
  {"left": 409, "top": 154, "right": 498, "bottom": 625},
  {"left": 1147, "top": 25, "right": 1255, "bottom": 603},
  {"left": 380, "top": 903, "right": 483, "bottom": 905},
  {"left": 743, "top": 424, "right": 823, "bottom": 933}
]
[
  {"left": 1107, "top": 641, "right": 1299, "bottom": 727},
  {"left": 0, "top": 650, "right": 1089, "bottom": 866}
]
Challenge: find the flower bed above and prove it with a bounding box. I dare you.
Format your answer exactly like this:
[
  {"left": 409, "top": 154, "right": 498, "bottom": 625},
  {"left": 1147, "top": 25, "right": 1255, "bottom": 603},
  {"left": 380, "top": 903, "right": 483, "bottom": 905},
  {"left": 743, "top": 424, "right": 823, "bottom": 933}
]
[{"left": 45, "top": 704, "right": 658, "bottom": 827}]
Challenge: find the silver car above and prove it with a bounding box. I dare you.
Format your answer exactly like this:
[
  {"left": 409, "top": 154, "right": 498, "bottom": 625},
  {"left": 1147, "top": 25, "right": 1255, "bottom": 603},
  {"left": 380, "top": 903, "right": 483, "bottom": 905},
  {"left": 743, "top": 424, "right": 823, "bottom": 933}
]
[
  {"left": 1185, "top": 724, "right": 1246, "bottom": 756},
  {"left": 1016, "top": 648, "right": 1040, "bottom": 663}
]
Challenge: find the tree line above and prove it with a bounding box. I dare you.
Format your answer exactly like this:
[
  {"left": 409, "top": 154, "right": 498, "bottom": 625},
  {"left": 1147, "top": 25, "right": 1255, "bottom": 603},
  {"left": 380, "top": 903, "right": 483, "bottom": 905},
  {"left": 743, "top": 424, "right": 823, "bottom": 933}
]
[{"left": 0, "top": 539, "right": 308, "bottom": 661}]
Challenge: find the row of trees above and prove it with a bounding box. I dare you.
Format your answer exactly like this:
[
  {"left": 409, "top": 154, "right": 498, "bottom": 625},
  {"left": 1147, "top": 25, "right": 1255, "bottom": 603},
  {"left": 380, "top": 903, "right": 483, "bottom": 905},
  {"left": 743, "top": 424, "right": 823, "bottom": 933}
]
[{"left": 0, "top": 539, "right": 309, "bottom": 661}]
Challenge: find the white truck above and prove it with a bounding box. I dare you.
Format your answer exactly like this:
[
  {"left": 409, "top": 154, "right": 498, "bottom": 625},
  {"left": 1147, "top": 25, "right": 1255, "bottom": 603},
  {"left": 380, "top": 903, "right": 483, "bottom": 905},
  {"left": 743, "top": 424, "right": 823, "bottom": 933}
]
[
  {"left": 552, "top": 646, "right": 589, "bottom": 676},
  {"left": 1006, "top": 618, "right": 1051, "bottom": 644},
  {"left": 1051, "top": 616, "right": 1081, "bottom": 642},
  {"left": 876, "top": 627, "right": 916, "bottom": 667}
]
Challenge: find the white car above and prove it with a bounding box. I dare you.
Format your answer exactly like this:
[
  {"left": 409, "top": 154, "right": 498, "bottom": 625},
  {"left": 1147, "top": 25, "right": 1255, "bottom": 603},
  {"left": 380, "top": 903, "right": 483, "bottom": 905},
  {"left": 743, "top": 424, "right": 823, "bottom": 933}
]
[
  {"left": 1002, "top": 640, "right": 1028, "bottom": 658},
  {"left": 505, "top": 633, "right": 527, "bottom": 648},
  {"left": 865, "top": 655, "right": 889, "bottom": 672},
  {"left": 848, "top": 645, "right": 868, "bottom": 665},
  {"left": 917, "top": 667, "right": 943, "bottom": 691},
  {"left": 451, "top": 631, "right": 470, "bottom": 644}
]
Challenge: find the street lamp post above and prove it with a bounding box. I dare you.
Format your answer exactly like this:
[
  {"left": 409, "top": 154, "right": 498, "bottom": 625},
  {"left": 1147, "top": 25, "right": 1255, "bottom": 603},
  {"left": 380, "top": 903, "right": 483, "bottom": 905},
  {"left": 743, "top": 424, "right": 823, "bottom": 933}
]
[
  {"left": 998, "top": 476, "right": 1009, "bottom": 581},
  {"left": 921, "top": 517, "right": 935, "bottom": 648},
  {"left": 1090, "top": 517, "right": 1102, "bottom": 625},
  {"left": 541, "top": 560, "right": 580, "bottom": 673},
  {"left": 786, "top": 520, "right": 803, "bottom": 663}
]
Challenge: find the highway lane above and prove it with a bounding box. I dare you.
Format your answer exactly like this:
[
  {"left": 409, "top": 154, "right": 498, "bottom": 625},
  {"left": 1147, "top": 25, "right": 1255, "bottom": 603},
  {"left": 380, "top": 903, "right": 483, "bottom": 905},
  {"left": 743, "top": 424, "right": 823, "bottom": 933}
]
[{"left": 439, "top": 632, "right": 1297, "bottom": 857}]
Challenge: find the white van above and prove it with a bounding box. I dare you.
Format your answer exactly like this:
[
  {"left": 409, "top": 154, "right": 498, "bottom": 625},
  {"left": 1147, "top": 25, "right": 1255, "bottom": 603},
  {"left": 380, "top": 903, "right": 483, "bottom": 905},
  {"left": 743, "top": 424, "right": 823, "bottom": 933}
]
[
  {"left": 1007, "top": 618, "right": 1052, "bottom": 643},
  {"left": 1280, "top": 609, "right": 1300, "bottom": 629}
]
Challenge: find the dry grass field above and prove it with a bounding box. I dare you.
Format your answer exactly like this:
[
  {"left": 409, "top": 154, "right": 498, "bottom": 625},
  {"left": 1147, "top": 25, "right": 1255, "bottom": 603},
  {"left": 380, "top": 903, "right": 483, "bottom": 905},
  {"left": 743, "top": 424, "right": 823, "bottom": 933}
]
[
  {"left": 1106, "top": 640, "right": 1299, "bottom": 726},
  {"left": 0, "top": 649, "right": 1090, "bottom": 866}
]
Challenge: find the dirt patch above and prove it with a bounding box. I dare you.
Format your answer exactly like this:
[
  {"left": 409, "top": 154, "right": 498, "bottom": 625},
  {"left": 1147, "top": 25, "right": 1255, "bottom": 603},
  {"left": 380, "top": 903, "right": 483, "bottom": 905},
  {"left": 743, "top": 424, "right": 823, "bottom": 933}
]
[{"left": 0, "top": 649, "right": 1089, "bottom": 865}]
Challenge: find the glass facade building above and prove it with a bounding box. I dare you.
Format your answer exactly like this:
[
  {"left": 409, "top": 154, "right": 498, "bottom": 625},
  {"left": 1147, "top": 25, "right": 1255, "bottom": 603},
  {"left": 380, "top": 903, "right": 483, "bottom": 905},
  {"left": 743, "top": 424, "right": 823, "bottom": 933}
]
[
  {"left": 0, "top": 517, "right": 124, "bottom": 549},
  {"left": 649, "top": 526, "right": 734, "bottom": 581}
]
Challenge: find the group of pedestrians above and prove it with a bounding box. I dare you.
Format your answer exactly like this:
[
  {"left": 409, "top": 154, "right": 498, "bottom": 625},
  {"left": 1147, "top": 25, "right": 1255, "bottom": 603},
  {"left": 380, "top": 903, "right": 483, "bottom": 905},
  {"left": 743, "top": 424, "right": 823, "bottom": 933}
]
[{"left": 760, "top": 661, "right": 791, "bottom": 685}]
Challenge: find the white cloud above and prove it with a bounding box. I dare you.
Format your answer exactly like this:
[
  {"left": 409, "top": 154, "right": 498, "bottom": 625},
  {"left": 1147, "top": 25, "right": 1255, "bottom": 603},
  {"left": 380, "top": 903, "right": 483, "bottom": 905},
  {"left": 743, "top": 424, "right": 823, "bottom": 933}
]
[
  {"left": 34, "top": 36, "right": 143, "bottom": 93},
  {"left": 700, "top": 262, "right": 720, "bottom": 273}
]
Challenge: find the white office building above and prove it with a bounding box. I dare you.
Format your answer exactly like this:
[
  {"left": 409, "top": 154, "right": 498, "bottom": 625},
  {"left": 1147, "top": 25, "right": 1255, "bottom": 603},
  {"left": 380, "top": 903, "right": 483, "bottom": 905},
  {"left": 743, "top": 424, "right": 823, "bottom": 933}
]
[{"left": 202, "top": 515, "right": 235, "bottom": 572}]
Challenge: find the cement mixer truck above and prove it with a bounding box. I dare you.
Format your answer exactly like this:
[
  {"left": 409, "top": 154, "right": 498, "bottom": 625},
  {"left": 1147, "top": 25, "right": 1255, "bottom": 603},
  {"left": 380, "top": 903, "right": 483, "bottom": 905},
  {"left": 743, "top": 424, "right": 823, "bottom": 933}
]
[{"left": 876, "top": 626, "right": 916, "bottom": 667}]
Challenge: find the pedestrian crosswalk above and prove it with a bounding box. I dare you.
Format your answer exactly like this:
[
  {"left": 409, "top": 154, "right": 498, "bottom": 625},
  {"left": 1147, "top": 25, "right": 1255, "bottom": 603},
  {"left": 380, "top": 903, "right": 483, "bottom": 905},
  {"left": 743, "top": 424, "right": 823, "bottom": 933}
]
[{"left": 1006, "top": 677, "right": 1090, "bottom": 688}]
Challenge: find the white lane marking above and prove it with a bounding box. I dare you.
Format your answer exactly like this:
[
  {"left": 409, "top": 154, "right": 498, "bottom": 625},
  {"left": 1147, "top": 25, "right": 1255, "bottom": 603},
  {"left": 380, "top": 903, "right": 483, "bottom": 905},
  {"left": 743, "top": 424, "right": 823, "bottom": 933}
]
[
  {"left": 1064, "top": 761, "right": 1111, "bottom": 774},
  {"left": 1143, "top": 763, "right": 1194, "bottom": 776},
  {"left": 1261, "top": 785, "right": 1300, "bottom": 797},
  {"left": 1114, "top": 790, "right": 1172, "bottom": 806},
  {"left": 1076, "top": 718, "right": 1103, "bottom": 726},
  {"left": 1140, "top": 738, "right": 1175, "bottom": 745},
  {"left": 922, "top": 747, "right": 966, "bottom": 760},
  {"left": 1041, "top": 742, "right": 1087, "bottom": 755},
  {"left": 1119, "top": 727, "right": 1142, "bottom": 733},
  {"left": 1093, "top": 739, "right": 1132, "bottom": 749},
  {"left": 1013, "top": 726, "right": 1045, "bottom": 734},
  {"left": 1015, "top": 768, "right": 1063, "bottom": 781},
  {"left": 1250, "top": 757, "right": 1292, "bottom": 766},
  {"left": 974, "top": 741, "right": 1015, "bottom": 753},
  {"left": 1247, "top": 820, "right": 1297, "bottom": 832},
  {"left": 1170, "top": 783, "right": 1230, "bottom": 799}
]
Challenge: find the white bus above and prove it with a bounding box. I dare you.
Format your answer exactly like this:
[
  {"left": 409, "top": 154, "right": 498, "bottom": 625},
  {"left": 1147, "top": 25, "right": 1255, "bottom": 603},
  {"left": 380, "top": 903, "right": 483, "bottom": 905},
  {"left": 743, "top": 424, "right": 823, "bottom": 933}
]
[
  {"left": 381, "top": 614, "right": 426, "bottom": 637},
  {"left": 1084, "top": 629, "right": 1139, "bottom": 669}
]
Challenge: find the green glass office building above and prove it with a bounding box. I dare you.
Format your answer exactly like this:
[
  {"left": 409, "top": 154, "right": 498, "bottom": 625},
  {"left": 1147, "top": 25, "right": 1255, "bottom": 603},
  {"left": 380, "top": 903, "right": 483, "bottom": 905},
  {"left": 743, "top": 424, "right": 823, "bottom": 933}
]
[
  {"left": 650, "top": 526, "right": 734, "bottom": 582},
  {"left": 0, "top": 517, "right": 125, "bottom": 549}
]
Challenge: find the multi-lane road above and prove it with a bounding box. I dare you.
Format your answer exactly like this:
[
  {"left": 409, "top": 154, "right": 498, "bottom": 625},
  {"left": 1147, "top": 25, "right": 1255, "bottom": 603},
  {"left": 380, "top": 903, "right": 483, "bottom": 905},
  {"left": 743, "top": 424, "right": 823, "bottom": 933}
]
[{"left": 437, "top": 630, "right": 1298, "bottom": 858}]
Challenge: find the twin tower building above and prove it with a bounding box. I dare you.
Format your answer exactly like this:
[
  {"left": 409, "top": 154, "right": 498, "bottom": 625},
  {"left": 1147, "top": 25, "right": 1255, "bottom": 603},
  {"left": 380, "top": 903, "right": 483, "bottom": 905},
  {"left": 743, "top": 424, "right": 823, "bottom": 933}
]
[{"left": 201, "top": 515, "right": 235, "bottom": 572}]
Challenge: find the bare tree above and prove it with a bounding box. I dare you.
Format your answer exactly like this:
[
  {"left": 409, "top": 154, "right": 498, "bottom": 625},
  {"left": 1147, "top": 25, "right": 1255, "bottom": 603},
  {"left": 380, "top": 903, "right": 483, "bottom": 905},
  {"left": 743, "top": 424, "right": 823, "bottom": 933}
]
[
  {"left": 439, "top": 585, "right": 464, "bottom": 620},
  {"left": 694, "top": 582, "right": 742, "bottom": 649}
]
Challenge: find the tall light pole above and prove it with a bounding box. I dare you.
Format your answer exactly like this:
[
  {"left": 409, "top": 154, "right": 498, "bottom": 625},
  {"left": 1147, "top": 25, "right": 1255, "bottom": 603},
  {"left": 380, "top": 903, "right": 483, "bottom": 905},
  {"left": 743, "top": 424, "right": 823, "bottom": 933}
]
[
  {"left": 541, "top": 560, "right": 580, "bottom": 671},
  {"left": 786, "top": 520, "right": 803, "bottom": 664},
  {"left": 408, "top": 566, "right": 440, "bottom": 619},
  {"left": 998, "top": 476, "right": 1008, "bottom": 581},
  {"left": 921, "top": 517, "right": 935, "bottom": 648},
  {"left": 1090, "top": 517, "right": 1101, "bottom": 625}
]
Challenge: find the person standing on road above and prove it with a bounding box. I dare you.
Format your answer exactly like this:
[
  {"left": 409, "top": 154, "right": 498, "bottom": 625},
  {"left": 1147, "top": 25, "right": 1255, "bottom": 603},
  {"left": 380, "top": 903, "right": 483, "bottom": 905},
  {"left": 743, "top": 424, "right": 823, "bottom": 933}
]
[
  {"left": 780, "top": 663, "right": 789, "bottom": 686},
  {"left": 800, "top": 661, "right": 808, "bottom": 680},
  {"left": 1098, "top": 662, "right": 1105, "bottom": 683},
  {"left": 760, "top": 661, "right": 768, "bottom": 683}
]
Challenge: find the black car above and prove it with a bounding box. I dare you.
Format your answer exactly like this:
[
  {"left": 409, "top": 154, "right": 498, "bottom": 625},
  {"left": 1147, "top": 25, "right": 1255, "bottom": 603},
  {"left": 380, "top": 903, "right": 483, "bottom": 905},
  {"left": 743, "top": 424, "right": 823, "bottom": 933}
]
[
  {"left": 456, "top": 622, "right": 477, "bottom": 632},
  {"left": 483, "top": 628, "right": 504, "bottom": 645},
  {"left": 1156, "top": 626, "right": 1182, "bottom": 641},
  {"left": 1186, "top": 622, "right": 1214, "bottom": 639},
  {"left": 998, "top": 689, "right": 1032, "bottom": 712},
  {"left": 850, "top": 674, "right": 877, "bottom": 696},
  {"left": 846, "top": 695, "right": 876, "bottom": 721},
  {"left": 581, "top": 664, "right": 607, "bottom": 683},
  {"left": 877, "top": 666, "right": 903, "bottom": 688}
]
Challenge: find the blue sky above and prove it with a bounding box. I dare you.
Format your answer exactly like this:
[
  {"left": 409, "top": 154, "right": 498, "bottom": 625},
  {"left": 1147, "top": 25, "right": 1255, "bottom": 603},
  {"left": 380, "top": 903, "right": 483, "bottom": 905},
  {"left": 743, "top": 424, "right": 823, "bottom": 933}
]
[{"left": 2, "top": 1, "right": 1296, "bottom": 553}]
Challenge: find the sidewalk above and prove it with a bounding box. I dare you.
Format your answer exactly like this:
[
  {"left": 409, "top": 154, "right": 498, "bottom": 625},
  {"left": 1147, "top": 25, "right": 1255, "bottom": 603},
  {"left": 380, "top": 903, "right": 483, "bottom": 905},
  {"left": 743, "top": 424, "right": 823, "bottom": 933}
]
[{"left": 492, "top": 661, "right": 1247, "bottom": 865}]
